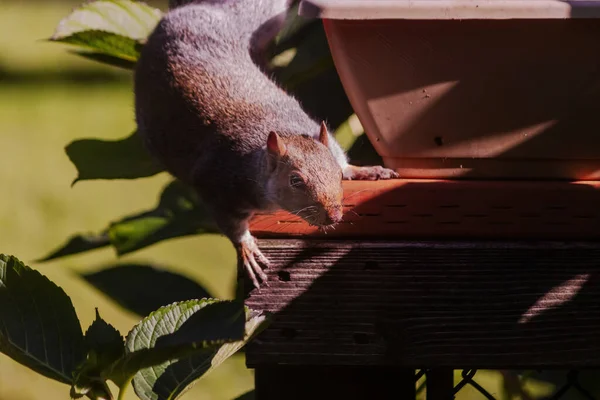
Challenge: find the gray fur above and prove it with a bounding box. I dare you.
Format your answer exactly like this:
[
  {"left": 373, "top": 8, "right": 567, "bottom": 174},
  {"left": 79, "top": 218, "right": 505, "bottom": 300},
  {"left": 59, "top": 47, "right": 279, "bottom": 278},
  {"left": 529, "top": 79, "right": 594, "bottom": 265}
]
[
  {"left": 134, "top": 0, "right": 398, "bottom": 287},
  {"left": 135, "top": 0, "right": 347, "bottom": 233}
]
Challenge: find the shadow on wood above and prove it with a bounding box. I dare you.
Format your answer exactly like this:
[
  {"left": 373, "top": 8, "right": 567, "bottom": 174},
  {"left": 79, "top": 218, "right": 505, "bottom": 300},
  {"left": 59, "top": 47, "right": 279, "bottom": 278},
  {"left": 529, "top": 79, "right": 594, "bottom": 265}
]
[
  {"left": 246, "top": 238, "right": 600, "bottom": 368},
  {"left": 246, "top": 180, "right": 600, "bottom": 400}
]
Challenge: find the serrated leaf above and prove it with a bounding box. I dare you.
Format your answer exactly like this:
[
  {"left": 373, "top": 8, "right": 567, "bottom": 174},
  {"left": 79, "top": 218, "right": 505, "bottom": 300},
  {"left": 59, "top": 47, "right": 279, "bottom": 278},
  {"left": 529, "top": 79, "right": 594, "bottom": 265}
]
[
  {"left": 85, "top": 309, "right": 125, "bottom": 367},
  {"left": 107, "top": 180, "right": 219, "bottom": 256},
  {"left": 37, "top": 232, "right": 110, "bottom": 262},
  {"left": 49, "top": 0, "right": 162, "bottom": 66},
  {"left": 82, "top": 263, "right": 212, "bottom": 317},
  {"left": 0, "top": 254, "right": 85, "bottom": 385},
  {"left": 52, "top": 0, "right": 162, "bottom": 41},
  {"left": 53, "top": 30, "right": 143, "bottom": 62},
  {"left": 71, "top": 310, "right": 123, "bottom": 400},
  {"left": 105, "top": 299, "right": 246, "bottom": 388},
  {"left": 66, "top": 131, "right": 164, "bottom": 184},
  {"left": 204, "top": 309, "right": 268, "bottom": 374},
  {"left": 132, "top": 308, "right": 269, "bottom": 400}
]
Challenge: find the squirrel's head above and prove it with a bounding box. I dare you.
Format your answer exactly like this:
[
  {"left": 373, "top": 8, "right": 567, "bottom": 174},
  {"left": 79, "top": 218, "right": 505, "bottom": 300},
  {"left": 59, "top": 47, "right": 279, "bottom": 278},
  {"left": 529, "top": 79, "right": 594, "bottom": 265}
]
[{"left": 265, "top": 123, "right": 344, "bottom": 227}]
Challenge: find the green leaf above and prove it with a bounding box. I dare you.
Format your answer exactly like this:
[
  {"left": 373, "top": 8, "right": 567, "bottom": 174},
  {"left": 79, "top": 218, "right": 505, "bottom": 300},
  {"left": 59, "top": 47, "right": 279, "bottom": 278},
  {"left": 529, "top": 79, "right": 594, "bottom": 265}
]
[
  {"left": 334, "top": 114, "right": 364, "bottom": 152},
  {"left": 53, "top": 30, "right": 143, "bottom": 63},
  {"left": 0, "top": 254, "right": 85, "bottom": 385},
  {"left": 71, "top": 310, "right": 124, "bottom": 400},
  {"left": 132, "top": 307, "right": 269, "bottom": 400},
  {"left": 37, "top": 232, "right": 110, "bottom": 262},
  {"left": 66, "top": 131, "right": 164, "bottom": 184},
  {"left": 49, "top": 0, "right": 162, "bottom": 67},
  {"left": 107, "top": 180, "right": 218, "bottom": 256},
  {"left": 105, "top": 299, "right": 247, "bottom": 389},
  {"left": 203, "top": 309, "right": 268, "bottom": 375},
  {"left": 51, "top": 0, "right": 162, "bottom": 41},
  {"left": 85, "top": 309, "right": 125, "bottom": 368}
]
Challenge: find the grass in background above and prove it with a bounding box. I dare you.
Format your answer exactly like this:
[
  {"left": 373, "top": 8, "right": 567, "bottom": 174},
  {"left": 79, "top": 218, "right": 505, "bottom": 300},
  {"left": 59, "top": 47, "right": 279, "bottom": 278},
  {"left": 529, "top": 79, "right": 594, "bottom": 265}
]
[{"left": 0, "top": 2, "right": 251, "bottom": 400}]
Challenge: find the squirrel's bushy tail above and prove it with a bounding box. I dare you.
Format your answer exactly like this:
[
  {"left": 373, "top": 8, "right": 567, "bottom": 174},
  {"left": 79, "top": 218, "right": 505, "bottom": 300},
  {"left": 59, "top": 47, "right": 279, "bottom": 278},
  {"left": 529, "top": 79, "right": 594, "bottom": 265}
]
[
  {"left": 169, "top": 0, "right": 297, "bottom": 53},
  {"left": 168, "top": 0, "right": 218, "bottom": 8},
  {"left": 169, "top": 0, "right": 293, "bottom": 9},
  {"left": 168, "top": 0, "right": 293, "bottom": 49},
  {"left": 169, "top": 0, "right": 296, "bottom": 32}
]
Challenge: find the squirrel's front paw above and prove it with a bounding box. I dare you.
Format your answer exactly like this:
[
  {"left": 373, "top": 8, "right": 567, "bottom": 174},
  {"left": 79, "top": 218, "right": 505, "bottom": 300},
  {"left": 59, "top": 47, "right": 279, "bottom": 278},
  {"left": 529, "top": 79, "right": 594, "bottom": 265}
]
[
  {"left": 237, "top": 233, "right": 270, "bottom": 289},
  {"left": 343, "top": 164, "right": 400, "bottom": 181}
]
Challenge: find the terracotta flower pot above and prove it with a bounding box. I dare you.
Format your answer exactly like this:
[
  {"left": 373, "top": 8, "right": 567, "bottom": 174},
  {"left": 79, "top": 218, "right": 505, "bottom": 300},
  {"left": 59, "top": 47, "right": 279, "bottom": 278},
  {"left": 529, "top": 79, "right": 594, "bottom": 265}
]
[{"left": 299, "top": 0, "right": 600, "bottom": 180}]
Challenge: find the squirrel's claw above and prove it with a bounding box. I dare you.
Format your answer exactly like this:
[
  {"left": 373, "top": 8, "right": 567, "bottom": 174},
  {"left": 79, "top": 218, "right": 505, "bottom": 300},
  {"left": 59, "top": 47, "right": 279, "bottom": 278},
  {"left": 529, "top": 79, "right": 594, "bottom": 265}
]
[
  {"left": 343, "top": 164, "right": 400, "bottom": 181},
  {"left": 238, "top": 234, "right": 270, "bottom": 289}
]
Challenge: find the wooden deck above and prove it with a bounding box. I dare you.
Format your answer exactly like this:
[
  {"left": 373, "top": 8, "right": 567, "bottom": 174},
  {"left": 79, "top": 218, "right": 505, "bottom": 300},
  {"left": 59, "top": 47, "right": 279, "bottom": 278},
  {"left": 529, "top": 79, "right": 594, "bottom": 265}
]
[{"left": 246, "top": 179, "right": 600, "bottom": 399}]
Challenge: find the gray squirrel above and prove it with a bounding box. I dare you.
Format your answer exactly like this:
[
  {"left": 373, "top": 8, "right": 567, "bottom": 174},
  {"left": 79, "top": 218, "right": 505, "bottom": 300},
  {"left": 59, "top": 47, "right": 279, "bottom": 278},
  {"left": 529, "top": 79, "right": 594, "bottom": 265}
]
[{"left": 134, "top": 0, "right": 399, "bottom": 288}]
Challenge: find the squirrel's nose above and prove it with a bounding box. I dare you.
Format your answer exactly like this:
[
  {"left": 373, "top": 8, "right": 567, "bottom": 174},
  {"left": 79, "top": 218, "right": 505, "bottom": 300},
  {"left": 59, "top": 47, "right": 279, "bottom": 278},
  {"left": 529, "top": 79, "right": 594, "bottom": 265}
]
[{"left": 325, "top": 207, "right": 343, "bottom": 225}]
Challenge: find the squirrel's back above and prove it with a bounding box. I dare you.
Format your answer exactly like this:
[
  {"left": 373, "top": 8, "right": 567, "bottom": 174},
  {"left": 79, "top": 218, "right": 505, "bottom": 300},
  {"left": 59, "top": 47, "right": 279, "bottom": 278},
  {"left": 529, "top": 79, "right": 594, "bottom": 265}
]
[
  {"left": 135, "top": 0, "right": 397, "bottom": 290},
  {"left": 134, "top": 0, "right": 319, "bottom": 185}
]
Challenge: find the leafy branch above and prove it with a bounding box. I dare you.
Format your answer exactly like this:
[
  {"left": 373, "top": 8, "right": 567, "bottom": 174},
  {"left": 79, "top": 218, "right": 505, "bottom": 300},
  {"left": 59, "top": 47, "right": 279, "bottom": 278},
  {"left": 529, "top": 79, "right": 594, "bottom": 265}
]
[{"left": 0, "top": 254, "right": 269, "bottom": 400}]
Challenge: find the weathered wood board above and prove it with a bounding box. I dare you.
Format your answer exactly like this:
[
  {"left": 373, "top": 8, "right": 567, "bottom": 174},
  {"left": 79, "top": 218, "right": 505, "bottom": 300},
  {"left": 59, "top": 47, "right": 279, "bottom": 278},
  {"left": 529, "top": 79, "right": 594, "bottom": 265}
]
[{"left": 246, "top": 239, "right": 600, "bottom": 368}]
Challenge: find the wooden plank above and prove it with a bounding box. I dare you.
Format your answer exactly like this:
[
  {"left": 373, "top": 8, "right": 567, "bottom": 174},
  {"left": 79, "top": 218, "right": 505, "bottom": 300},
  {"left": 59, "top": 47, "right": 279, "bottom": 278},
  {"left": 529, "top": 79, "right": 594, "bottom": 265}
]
[
  {"left": 246, "top": 239, "right": 600, "bottom": 368},
  {"left": 254, "top": 366, "right": 415, "bottom": 400},
  {"left": 249, "top": 180, "right": 600, "bottom": 240}
]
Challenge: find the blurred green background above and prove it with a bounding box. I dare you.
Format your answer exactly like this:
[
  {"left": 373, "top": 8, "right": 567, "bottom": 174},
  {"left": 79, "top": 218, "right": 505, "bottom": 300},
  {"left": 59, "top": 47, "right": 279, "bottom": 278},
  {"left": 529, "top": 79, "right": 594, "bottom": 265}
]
[{"left": 0, "top": 1, "right": 581, "bottom": 399}]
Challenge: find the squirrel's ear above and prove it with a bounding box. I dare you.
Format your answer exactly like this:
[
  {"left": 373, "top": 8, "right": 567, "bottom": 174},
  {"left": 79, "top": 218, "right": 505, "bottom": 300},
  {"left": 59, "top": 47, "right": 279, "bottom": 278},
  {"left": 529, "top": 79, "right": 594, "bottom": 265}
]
[
  {"left": 267, "top": 131, "right": 287, "bottom": 157},
  {"left": 319, "top": 121, "right": 329, "bottom": 147}
]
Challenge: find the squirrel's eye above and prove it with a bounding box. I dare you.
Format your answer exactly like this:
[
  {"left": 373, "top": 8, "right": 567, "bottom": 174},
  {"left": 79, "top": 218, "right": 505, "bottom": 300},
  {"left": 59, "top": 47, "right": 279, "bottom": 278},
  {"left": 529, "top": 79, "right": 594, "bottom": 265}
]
[{"left": 290, "top": 173, "right": 305, "bottom": 188}]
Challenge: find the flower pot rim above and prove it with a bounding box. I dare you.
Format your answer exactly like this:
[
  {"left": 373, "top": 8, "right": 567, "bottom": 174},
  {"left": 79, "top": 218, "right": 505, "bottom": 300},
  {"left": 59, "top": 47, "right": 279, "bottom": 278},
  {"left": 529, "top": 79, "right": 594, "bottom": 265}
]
[{"left": 299, "top": 0, "right": 600, "bottom": 20}]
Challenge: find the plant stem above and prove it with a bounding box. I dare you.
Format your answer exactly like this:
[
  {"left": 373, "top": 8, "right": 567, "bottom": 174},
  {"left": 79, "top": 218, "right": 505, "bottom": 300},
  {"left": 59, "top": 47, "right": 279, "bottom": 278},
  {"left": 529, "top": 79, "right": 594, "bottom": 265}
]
[{"left": 117, "top": 383, "right": 129, "bottom": 400}]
